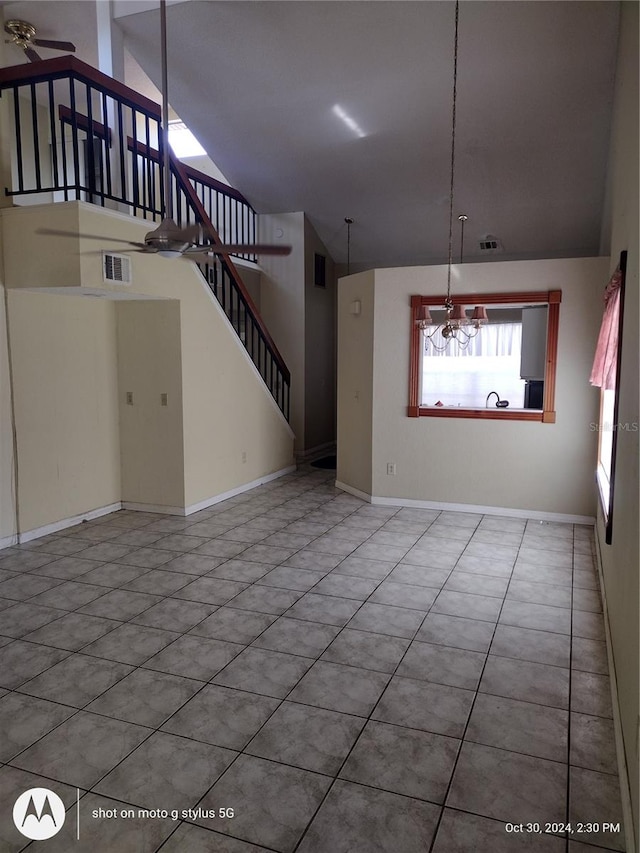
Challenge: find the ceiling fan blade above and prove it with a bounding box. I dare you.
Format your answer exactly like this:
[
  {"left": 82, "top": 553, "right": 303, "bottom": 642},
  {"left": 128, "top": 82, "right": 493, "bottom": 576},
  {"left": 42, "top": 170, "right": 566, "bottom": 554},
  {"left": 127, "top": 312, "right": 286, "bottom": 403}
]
[
  {"left": 36, "top": 227, "right": 147, "bottom": 249},
  {"left": 24, "top": 46, "right": 42, "bottom": 62},
  {"left": 185, "top": 243, "right": 292, "bottom": 257},
  {"left": 33, "top": 38, "right": 76, "bottom": 52}
]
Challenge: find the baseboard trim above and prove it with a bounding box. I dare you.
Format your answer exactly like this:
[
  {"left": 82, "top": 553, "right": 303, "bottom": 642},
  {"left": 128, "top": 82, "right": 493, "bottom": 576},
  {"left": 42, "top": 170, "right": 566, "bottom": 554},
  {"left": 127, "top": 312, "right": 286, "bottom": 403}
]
[
  {"left": 0, "top": 533, "right": 18, "bottom": 550},
  {"left": 124, "top": 465, "right": 297, "bottom": 517},
  {"left": 17, "top": 502, "right": 123, "bottom": 543},
  {"left": 295, "top": 442, "right": 336, "bottom": 462},
  {"left": 333, "top": 482, "right": 595, "bottom": 525},
  {"left": 184, "top": 465, "right": 297, "bottom": 515},
  {"left": 594, "top": 526, "right": 637, "bottom": 853},
  {"left": 334, "top": 481, "right": 372, "bottom": 502}
]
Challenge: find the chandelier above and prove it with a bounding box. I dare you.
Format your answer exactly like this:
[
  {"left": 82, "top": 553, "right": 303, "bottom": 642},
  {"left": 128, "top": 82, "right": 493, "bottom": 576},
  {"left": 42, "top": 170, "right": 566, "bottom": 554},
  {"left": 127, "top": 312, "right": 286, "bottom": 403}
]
[{"left": 416, "top": 1, "right": 488, "bottom": 352}]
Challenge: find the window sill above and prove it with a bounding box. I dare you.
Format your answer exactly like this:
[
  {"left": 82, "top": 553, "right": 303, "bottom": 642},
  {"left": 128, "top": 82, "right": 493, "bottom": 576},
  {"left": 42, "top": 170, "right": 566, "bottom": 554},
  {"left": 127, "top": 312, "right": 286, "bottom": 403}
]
[{"left": 409, "top": 406, "right": 556, "bottom": 422}]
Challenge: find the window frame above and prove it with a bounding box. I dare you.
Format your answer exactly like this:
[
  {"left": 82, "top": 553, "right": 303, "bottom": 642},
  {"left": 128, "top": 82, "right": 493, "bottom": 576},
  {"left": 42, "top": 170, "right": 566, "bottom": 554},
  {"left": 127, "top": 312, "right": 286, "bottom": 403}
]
[{"left": 408, "top": 290, "right": 562, "bottom": 422}]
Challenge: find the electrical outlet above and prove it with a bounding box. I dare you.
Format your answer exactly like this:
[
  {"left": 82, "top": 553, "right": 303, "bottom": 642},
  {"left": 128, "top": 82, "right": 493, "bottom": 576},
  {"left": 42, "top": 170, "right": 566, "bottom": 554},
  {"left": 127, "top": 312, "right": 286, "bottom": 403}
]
[
  {"left": 160, "top": 393, "right": 168, "bottom": 406},
  {"left": 386, "top": 463, "right": 396, "bottom": 476},
  {"left": 125, "top": 391, "right": 133, "bottom": 405}
]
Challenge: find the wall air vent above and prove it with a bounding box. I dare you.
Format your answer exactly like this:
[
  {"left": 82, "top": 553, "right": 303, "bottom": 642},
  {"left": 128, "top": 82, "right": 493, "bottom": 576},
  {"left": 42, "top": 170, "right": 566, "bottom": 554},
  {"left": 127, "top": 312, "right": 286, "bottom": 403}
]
[
  {"left": 103, "top": 252, "right": 131, "bottom": 284},
  {"left": 479, "top": 235, "right": 503, "bottom": 254}
]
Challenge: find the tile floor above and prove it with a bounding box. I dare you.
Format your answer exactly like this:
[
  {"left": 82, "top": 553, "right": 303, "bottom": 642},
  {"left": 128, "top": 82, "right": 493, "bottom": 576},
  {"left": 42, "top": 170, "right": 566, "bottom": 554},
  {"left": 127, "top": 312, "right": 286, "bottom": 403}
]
[{"left": 0, "top": 466, "right": 627, "bottom": 852}]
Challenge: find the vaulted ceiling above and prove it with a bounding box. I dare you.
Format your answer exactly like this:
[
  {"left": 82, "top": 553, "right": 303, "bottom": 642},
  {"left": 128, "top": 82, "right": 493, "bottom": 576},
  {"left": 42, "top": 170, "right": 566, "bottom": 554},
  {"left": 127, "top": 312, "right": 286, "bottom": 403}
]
[{"left": 1, "top": 1, "right": 621, "bottom": 269}]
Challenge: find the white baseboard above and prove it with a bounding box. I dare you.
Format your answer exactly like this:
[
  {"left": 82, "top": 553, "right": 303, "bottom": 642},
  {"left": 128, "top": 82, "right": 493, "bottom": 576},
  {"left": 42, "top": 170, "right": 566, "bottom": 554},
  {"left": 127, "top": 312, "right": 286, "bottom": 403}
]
[
  {"left": 295, "top": 442, "right": 336, "bottom": 462},
  {"left": 0, "top": 533, "right": 18, "bottom": 550},
  {"left": 17, "top": 502, "right": 123, "bottom": 543},
  {"left": 334, "top": 481, "right": 372, "bottom": 503},
  {"left": 124, "top": 465, "right": 297, "bottom": 517},
  {"left": 594, "top": 527, "right": 637, "bottom": 853}
]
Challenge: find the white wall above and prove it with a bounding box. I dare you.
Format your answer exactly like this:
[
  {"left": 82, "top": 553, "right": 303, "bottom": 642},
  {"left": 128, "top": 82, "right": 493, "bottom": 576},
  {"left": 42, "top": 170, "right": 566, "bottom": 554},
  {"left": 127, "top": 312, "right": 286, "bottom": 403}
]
[
  {"left": 595, "top": 2, "right": 639, "bottom": 842},
  {"left": 338, "top": 257, "right": 608, "bottom": 519}
]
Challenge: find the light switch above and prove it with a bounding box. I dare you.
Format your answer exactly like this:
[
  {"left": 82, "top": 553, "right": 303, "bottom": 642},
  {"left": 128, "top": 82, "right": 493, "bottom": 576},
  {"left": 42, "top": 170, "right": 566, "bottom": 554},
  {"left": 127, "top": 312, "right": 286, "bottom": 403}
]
[
  {"left": 126, "top": 392, "right": 133, "bottom": 405},
  {"left": 161, "top": 393, "right": 168, "bottom": 407}
]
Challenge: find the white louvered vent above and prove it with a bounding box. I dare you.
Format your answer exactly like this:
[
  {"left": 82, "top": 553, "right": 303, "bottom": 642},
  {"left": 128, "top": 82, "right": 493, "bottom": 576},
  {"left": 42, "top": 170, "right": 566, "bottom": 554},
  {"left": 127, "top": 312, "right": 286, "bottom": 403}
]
[
  {"left": 103, "top": 252, "right": 131, "bottom": 284},
  {"left": 479, "top": 235, "right": 503, "bottom": 254}
]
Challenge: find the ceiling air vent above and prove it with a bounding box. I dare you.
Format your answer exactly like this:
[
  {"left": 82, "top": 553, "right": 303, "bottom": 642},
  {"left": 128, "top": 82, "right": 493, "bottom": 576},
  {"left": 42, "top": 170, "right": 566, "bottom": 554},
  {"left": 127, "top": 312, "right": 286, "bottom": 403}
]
[
  {"left": 103, "top": 252, "right": 131, "bottom": 284},
  {"left": 479, "top": 235, "right": 503, "bottom": 254}
]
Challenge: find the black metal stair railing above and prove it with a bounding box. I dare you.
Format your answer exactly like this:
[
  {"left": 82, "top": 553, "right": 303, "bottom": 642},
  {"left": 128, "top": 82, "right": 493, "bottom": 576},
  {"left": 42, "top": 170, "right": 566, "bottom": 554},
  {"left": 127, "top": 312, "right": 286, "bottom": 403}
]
[{"left": 0, "top": 56, "right": 290, "bottom": 420}]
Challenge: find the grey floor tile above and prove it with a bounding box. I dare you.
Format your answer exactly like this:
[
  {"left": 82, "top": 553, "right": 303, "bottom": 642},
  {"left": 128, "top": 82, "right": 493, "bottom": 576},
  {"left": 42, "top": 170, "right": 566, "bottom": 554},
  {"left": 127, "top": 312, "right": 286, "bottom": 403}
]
[
  {"left": 480, "top": 655, "right": 570, "bottom": 709},
  {"left": 32, "top": 536, "right": 90, "bottom": 556},
  {"left": 240, "top": 544, "right": 298, "bottom": 565},
  {"left": 572, "top": 637, "right": 609, "bottom": 674},
  {"left": 321, "top": 628, "right": 410, "bottom": 673},
  {"left": 397, "top": 642, "right": 486, "bottom": 690},
  {"left": 0, "top": 574, "right": 62, "bottom": 601},
  {"left": 432, "top": 590, "right": 503, "bottom": 622},
  {"left": 432, "top": 808, "right": 566, "bottom": 852},
  {"left": 189, "top": 607, "right": 276, "bottom": 643},
  {"left": 252, "top": 617, "right": 340, "bottom": 658},
  {"left": 443, "top": 571, "right": 509, "bottom": 598},
  {"left": 387, "top": 563, "right": 450, "bottom": 588},
  {"left": 35, "top": 556, "right": 105, "bottom": 580},
  {"left": 18, "top": 653, "right": 133, "bottom": 708},
  {"left": 162, "top": 684, "right": 279, "bottom": 749},
  {"left": 95, "top": 730, "right": 236, "bottom": 811},
  {"left": 262, "top": 532, "right": 317, "bottom": 549},
  {"left": 499, "top": 599, "right": 571, "bottom": 634},
  {"left": 23, "top": 612, "right": 120, "bottom": 651},
  {"left": 455, "top": 554, "right": 514, "bottom": 577},
  {"left": 82, "top": 623, "right": 180, "bottom": 665},
  {"left": 490, "top": 623, "right": 570, "bottom": 667},
  {"left": 571, "top": 671, "right": 613, "bottom": 718},
  {"left": 256, "top": 565, "right": 326, "bottom": 591},
  {"left": 122, "top": 569, "right": 192, "bottom": 595},
  {"left": 212, "top": 646, "right": 313, "bottom": 698},
  {"left": 572, "top": 587, "right": 603, "bottom": 613},
  {"left": 0, "top": 640, "right": 70, "bottom": 689},
  {"left": 150, "top": 533, "right": 210, "bottom": 552},
  {"left": 132, "top": 597, "right": 218, "bottom": 632},
  {"left": 195, "top": 754, "right": 331, "bottom": 852},
  {"left": 144, "top": 635, "right": 244, "bottom": 681},
  {"left": 297, "top": 779, "right": 440, "bottom": 853},
  {"left": 340, "top": 719, "right": 459, "bottom": 803},
  {"left": 570, "top": 712, "right": 618, "bottom": 775},
  {"left": 27, "top": 579, "right": 109, "bottom": 609},
  {"left": 346, "top": 602, "right": 426, "bottom": 639},
  {"left": 87, "top": 667, "right": 203, "bottom": 726},
  {"left": 287, "top": 660, "right": 389, "bottom": 716},
  {"left": 512, "top": 563, "right": 573, "bottom": 587},
  {"left": 312, "top": 573, "right": 380, "bottom": 599},
  {"left": 159, "top": 823, "right": 270, "bottom": 852},
  {"left": 208, "top": 559, "right": 274, "bottom": 583},
  {"left": 507, "top": 579, "right": 573, "bottom": 609},
  {"left": 116, "top": 547, "right": 176, "bottom": 569},
  {"left": 0, "top": 692, "right": 75, "bottom": 761},
  {"left": 246, "top": 701, "right": 364, "bottom": 774},
  {"left": 369, "top": 581, "right": 439, "bottom": 611},
  {"left": 332, "top": 555, "right": 396, "bottom": 580},
  {"left": 517, "top": 547, "right": 573, "bottom": 569},
  {"left": 175, "top": 577, "right": 248, "bottom": 606},
  {"left": 572, "top": 610, "right": 606, "bottom": 641},
  {"left": 401, "top": 548, "right": 460, "bottom": 571},
  {"left": 0, "top": 602, "right": 65, "bottom": 638},
  {"left": 283, "top": 550, "right": 344, "bottom": 571},
  {"left": 417, "top": 612, "right": 495, "bottom": 652},
  {"left": 230, "top": 585, "right": 303, "bottom": 615},
  {"left": 372, "top": 675, "right": 474, "bottom": 738},
  {"left": 79, "top": 589, "right": 162, "bottom": 620},
  {"left": 162, "top": 552, "right": 226, "bottom": 575},
  {"left": 193, "top": 539, "right": 251, "bottom": 559},
  {"left": 73, "top": 542, "right": 136, "bottom": 562},
  {"left": 77, "top": 562, "right": 149, "bottom": 588},
  {"left": 286, "top": 592, "right": 362, "bottom": 627},
  {"left": 466, "top": 693, "right": 568, "bottom": 760},
  {"left": 447, "top": 741, "right": 567, "bottom": 824},
  {"left": 569, "top": 766, "right": 625, "bottom": 851},
  {"left": 12, "top": 710, "right": 150, "bottom": 788},
  {"left": 0, "top": 550, "right": 58, "bottom": 572}
]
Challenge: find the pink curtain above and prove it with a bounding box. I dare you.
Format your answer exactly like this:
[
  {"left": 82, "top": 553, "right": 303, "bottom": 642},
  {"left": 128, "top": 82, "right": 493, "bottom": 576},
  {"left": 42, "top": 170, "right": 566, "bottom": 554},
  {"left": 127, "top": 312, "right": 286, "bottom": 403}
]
[{"left": 590, "top": 267, "right": 622, "bottom": 390}]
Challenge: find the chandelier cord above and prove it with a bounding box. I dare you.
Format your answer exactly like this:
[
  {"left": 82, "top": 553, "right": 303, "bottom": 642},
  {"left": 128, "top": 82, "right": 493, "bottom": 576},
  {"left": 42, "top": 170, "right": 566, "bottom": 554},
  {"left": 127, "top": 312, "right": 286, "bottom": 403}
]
[{"left": 446, "top": 0, "right": 460, "bottom": 303}]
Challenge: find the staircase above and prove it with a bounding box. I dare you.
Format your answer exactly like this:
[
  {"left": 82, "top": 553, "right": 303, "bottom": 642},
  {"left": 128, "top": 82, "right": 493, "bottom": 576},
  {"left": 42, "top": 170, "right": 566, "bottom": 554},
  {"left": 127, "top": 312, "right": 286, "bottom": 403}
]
[{"left": 0, "top": 55, "right": 290, "bottom": 419}]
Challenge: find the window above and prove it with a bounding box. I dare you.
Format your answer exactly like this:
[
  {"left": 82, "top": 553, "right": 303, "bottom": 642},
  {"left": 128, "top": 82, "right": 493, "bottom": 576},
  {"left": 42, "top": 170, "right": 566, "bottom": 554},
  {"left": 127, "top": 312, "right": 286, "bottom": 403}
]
[
  {"left": 591, "top": 252, "right": 627, "bottom": 544},
  {"left": 408, "top": 290, "right": 561, "bottom": 422}
]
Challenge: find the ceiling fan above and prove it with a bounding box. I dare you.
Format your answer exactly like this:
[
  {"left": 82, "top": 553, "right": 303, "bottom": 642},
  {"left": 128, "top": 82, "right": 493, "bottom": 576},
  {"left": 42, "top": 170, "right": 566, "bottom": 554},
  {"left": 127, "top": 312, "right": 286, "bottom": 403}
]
[
  {"left": 4, "top": 19, "right": 76, "bottom": 63},
  {"left": 38, "top": 0, "right": 290, "bottom": 261}
]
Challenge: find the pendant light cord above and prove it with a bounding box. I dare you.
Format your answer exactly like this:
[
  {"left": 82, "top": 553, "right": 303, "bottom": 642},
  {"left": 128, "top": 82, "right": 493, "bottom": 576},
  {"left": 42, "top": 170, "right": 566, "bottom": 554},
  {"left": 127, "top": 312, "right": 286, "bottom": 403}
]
[
  {"left": 446, "top": 0, "right": 460, "bottom": 303},
  {"left": 160, "top": 0, "right": 171, "bottom": 220}
]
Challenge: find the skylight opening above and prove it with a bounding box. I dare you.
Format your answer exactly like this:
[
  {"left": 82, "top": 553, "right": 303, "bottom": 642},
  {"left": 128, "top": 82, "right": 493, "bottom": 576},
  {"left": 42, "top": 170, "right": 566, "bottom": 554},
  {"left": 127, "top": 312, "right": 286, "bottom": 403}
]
[
  {"left": 331, "top": 104, "right": 367, "bottom": 139},
  {"left": 168, "top": 120, "right": 206, "bottom": 158}
]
